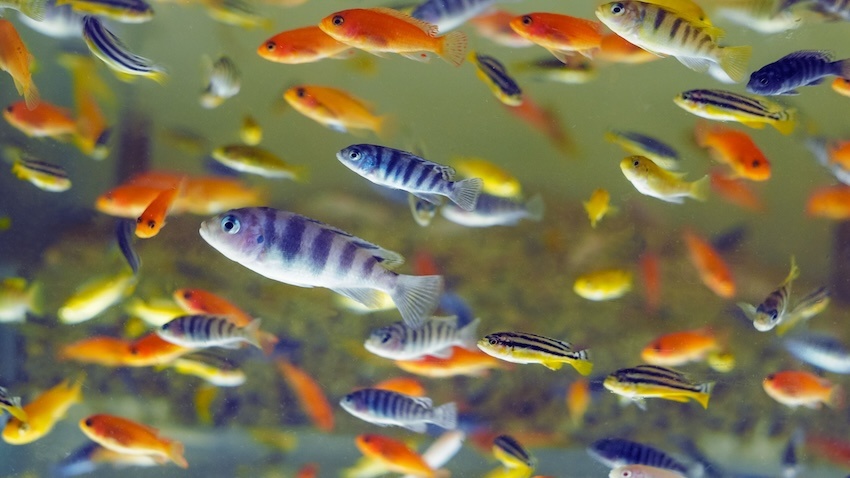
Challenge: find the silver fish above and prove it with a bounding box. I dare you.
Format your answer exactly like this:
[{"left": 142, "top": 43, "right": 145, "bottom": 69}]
[
  {"left": 364, "top": 316, "right": 480, "bottom": 360},
  {"left": 339, "top": 388, "right": 457, "bottom": 433},
  {"left": 784, "top": 332, "right": 850, "bottom": 374},
  {"left": 440, "top": 193, "right": 543, "bottom": 227},
  {"left": 200, "top": 56, "right": 241, "bottom": 109},
  {"left": 158, "top": 314, "right": 262, "bottom": 350}
]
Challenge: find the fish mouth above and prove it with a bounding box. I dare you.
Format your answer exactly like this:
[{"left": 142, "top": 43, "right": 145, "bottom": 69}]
[
  {"left": 752, "top": 319, "right": 775, "bottom": 332},
  {"left": 198, "top": 218, "right": 215, "bottom": 243}
]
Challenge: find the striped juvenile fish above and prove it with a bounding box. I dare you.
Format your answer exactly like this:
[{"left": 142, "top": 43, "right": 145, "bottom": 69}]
[
  {"left": 468, "top": 50, "right": 522, "bottom": 106},
  {"left": 603, "top": 364, "right": 714, "bottom": 409},
  {"left": 0, "top": 385, "right": 28, "bottom": 422},
  {"left": 747, "top": 50, "right": 850, "bottom": 96},
  {"left": 364, "top": 316, "right": 480, "bottom": 360},
  {"left": 515, "top": 56, "right": 598, "bottom": 85},
  {"left": 199, "top": 207, "right": 443, "bottom": 329},
  {"left": 55, "top": 0, "right": 153, "bottom": 23},
  {"left": 587, "top": 438, "right": 691, "bottom": 474},
  {"left": 441, "top": 192, "right": 544, "bottom": 227},
  {"left": 477, "top": 331, "right": 593, "bottom": 375},
  {"left": 783, "top": 333, "right": 850, "bottom": 374},
  {"left": 115, "top": 218, "right": 140, "bottom": 275},
  {"left": 411, "top": 0, "right": 500, "bottom": 33},
  {"left": 82, "top": 16, "right": 166, "bottom": 83},
  {"left": 11, "top": 157, "right": 71, "bottom": 192},
  {"left": 673, "top": 89, "right": 797, "bottom": 135},
  {"left": 776, "top": 286, "right": 829, "bottom": 336},
  {"left": 595, "top": 0, "right": 752, "bottom": 82},
  {"left": 336, "top": 144, "right": 483, "bottom": 211},
  {"left": 493, "top": 434, "right": 536, "bottom": 469},
  {"left": 738, "top": 257, "right": 799, "bottom": 332},
  {"left": 339, "top": 388, "right": 457, "bottom": 433},
  {"left": 605, "top": 130, "right": 681, "bottom": 170},
  {"left": 157, "top": 314, "right": 263, "bottom": 350},
  {"left": 200, "top": 56, "right": 241, "bottom": 109}
]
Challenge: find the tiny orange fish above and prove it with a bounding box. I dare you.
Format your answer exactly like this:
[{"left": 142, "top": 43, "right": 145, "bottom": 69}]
[
  {"left": 763, "top": 370, "right": 843, "bottom": 409},
  {"left": 710, "top": 171, "right": 766, "bottom": 212},
  {"left": 596, "top": 33, "right": 658, "bottom": 64},
  {"left": 3, "top": 100, "right": 76, "bottom": 138},
  {"left": 258, "top": 26, "right": 353, "bottom": 64},
  {"left": 135, "top": 182, "right": 183, "bottom": 239},
  {"left": 79, "top": 414, "right": 188, "bottom": 468},
  {"left": 373, "top": 377, "right": 427, "bottom": 397},
  {"left": 296, "top": 463, "right": 319, "bottom": 478},
  {"left": 469, "top": 9, "right": 535, "bottom": 48},
  {"left": 284, "top": 85, "right": 390, "bottom": 137},
  {"left": 318, "top": 7, "right": 468, "bottom": 66},
  {"left": 683, "top": 229, "right": 736, "bottom": 299},
  {"left": 395, "top": 346, "right": 510, "bottom": 378},
  {"left": 641, "top": 328, "right": 721, "bottom": 367},
  {"left": 639, "top": 251, "right": 662, "bottom": 313},
  {"left": 356, "top": 434, "right": 444, "bottom": 477},
  {"left": 695, "top": 122, "right": 771, "bottom": 182},
  {"left": 58, "top": 336, "right": 133, "bottom": 367},
  {"left": 566, "top": 378, "right": 591, "bottom": 428},
  {"left": 806, "top": 434, "right": 850, "bottom": 467},
  {"left": 806, "top": 185, "right": 850, "bottom": 220},
  {"left": 124, "top": 333, "right": 191, "bottom": 367},
  {"left": 0, "top": 19, "right": 39, "bottom": 109},
  {"left": 509, "top": 13, "right": 602, "bottom": 61},
  {"left": 276, "top": 359, "right": 334, "bottom": 432},
  {"left": 832, "top": 77, "right": 850, "bottom": 98}
]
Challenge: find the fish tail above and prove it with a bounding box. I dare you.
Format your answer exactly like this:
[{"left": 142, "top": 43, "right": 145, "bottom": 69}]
[
  {"left": 457, "top": 317, "right": 481, "bottom": 350},
  {"left": 838, "top": 59, "right": 850, "bottom": 79},
  {"left": 21, "top": 0, "right": 47, "bottom": 21},
  {"left": 524, "top": 194, "right": 545, "bottom": 221},
  {"left": 783, "top": 256, "right": 800, "bottom": 287},
  {"left": 292, "top": 164, "right": 310, "bottom": 183},
  {"left": 828, "top": 384, "right": 844, "bottom": 409},
  {"left": 168, "top": 440, "right": 189, "bottom": 468},
  {"left": 148, "top": 69, "right": 169, "bottom": 85},
  {"left": 242, "top": 318, "right": 264, "bottom": 350},
  {"left": 375, "top": 114, "right": 397, "bottom": 141},
  {"left": 438, "top": 31, "right": 468, "bottom": 67},
  {"left": 689, "top": 175, "right": 710, "bottom": 202},
  {"left": 569, "top": 350, "right": 593, "bottom": 376},
  {"left": 259, "top": 331, "right": 279, "bottom": 357},
  {"left": 23, "top": 81, "right": 40, "bottom": 111},
  {"left": 431, "top": 401, "right": 458, "bottom": 430},
  {"left": 695, "top": 381, "right": 715, "bottom": 409},
  {"left": 772, "top": 108, "right": 797, "bottom": 135},
  {"left": 390, "top": 274, "right": 444, "bottom": 329},
  {"left": 449, "top": 177, "right": 483, "bottom": 211},
  {"left": 718, "top": 45, "right": 752, "bottom": 83},
  {"left": 26, "top": 280, "right": 44, "bottom": 317}
]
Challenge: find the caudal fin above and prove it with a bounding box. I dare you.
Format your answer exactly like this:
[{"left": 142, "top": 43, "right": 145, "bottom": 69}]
[
  {"left": 569, "top": 349, "right": 593, "bottom": 376},
  {"left": 694, "top": 381, "right": 715, "bottom": 409},
  {"left": 457, "top": 317, "right": 480, "bottom": 350},
  {"left": 259, "top": 331, "right": 279, "bottom": 357},
  {"left": 391, "top": 274, "right": 444, "bottom": 329},
  {"left": 449, "top": 177, "right": 483, "bottom": 211},
  {"left": 524, "top": 194, "right": 545, "bottom": 221},
  {"left": 23, "top": 82, "right": 40, "bottom": 111},
  {"left": 21, "top": 0, "right": 48, "bottom": 21},
  {"left": 438, "top": 31, "right": 467, "bottom": 66},
  {"left": 689, "top": 175, "right": 710, "bottom": 202},
  {"left": 168, "top": 440, "right": 189, "bottom": 468},
  {"left": 241, "top": 318, "right": 263, "bottom": 351},
  {"left": 431, "top": 402, "right": 458, "bottom": 430},
  {"left": 718, "top": 45, "right": 752, "bottom": 83},
  {"left": 772, "top": 108, "right": 797, "bottom": 135}
]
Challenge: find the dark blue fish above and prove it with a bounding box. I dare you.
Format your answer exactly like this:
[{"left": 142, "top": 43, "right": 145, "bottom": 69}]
[
  {"left": 747, "top": 50, "right": 850, "bottom": 95},
  {"left": 411, "top": 0, "right": 501, "bottom": 32},
  {"left": 469, "top": 51, "right": 522, "bottom": 106},
  {"left": 587, "top": 438, "right": 691, "bottom": 474},
  {"left": 51, "top": 441, "right": 101, "bottom": 477},
  {"left": 115, "top": 218, "right": 140, "bottom": 275}
]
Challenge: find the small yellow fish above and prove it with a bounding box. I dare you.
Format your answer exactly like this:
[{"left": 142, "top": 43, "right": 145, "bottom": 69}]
[
  {"left": 169, "top": 357, "right": 246, "bottom": 387},
  {"left": 0, "top": 277, "right": 42, "bottom": 323},
  {"left": 124, "top": 297, "right": 184, "bottom": 327},
  {"left": 11, "top": 157, "right": 71, "bottom": 192},
  {"left": 620, "top": 156, "right": 709, "bottom": 204},
  {"left": 574, "top": 269, "right": 633, "bottom": 301},
  {"left": 453, "top": 157, "right": 521, "bottom": 198},
  {"left": 706, "top": 351, "right": 736, "bottom": 372},
  {"left": 2, "top": 376, "right": 84, "bottom": 445},
  {"left": 477, "top": 331, "right": 593, "bottom": 375},
  {"left": 58, "top": 268, "right": 137, "bottom": 324},
  {"left": 240, "top": 115, "right": 262, "bottom": 145},
  {"left": 194, "top": 385, "right": 218, "bottom": 425},
  {"left": 211, "top": 144, "right": 307, "bottom": 180},
  {"left": 583, "top": 188, "right": 614, "bottom": 228},
  {"left": 604, "top": 365, "right": 714, "bottom": 409}
]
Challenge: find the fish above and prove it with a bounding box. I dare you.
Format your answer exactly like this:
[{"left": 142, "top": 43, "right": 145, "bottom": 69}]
[
  {"left": 695, "top": 122, "right": 771, "bottom": 181},
  {"left": 682, "top": 229, "right": 736, "bottom": 298},
  {"left": 275, "top": 359, "right": 334, "bottom": 432},
  {"left": 807, "top": 184, "right": 850, "bottom": 220},
  {"left": 0, "top": 386, "right": 27, "bottom": 422},
  {"left": 411, "top": 0, "right": 499, "bottom": 33},
  {"left": 0, "top": 19, "right": 39, "bottom": 109},
  {"left": 0, "top": 277, "right": 42, "bottom": 322},
  {"left": 610, "top": 465, "right": 686, "bottom": 478},
  {"left": 58, "top": 336, "right": 133, "bottom": 366},
  {"left": 135, "top": 183, "right": 182, "bottom": 239},
  {"left": 493, "top": 435, "right": 536, "bottom": 469},
  {"left": 641, "top": 328, "right": 722, "bottom": 367},
  {"left": 452, "top": 157, "right": 521, "bottom": 198},
  {"left": 477, "top": 331, "right": 593, "bottom": 375},
  {"left": 115, "top": 219, "right": 141, "bottom": 275},
  {"left": 468, "top": 51, "right": 522, "bottom": 106},
  {"left": 337, "top": 144, "right": 483, "bottom": 211},
  {"left": 783, "top": 332, "right": 850, "bottom": 374},
  {"left": 776, "top": 286, "right": 830, "bottom": 336},
  {"left": 714, "top": 0, "right": 801, "bottom": 34},
  {"left": 157, "top": 314, "right": 263, "bottom": 350},
  {"left": 737, "top": 257, "right": 799, "bottom": 331},
  {"left": 747, "top": 50, "right": 850, "bottom": 96},
  {"left": 55, "top": 0, "right": 152, "bottom": 22},
  {"left": 833, "top": 77, "right": 850, "bottom": 97},
  {"left": 200, "top": 56, "right": 240, "bottom": 109},
  {"left": 605, "top": 130, "right": 680, "bottom": 171},
  {"left": 806, "top": 137, "right": 850, "bottom": 186},
  {"left": 201, "top": 0, "right": 270, "bottom": 29},
  {"left": 583, "top": 188, "right": 614, "bottom": 228},
  {"left": 257, "top": 26, "right": 353, "bottom": 64},
  {"left": 373, "top": 377, "right": 427, "bottom": 397},
  {"left": 168, "top": 357, "right": 246, "bottom": 387},
  {"left": 763, "top": 370, "right": 843, "bottom": 408},
  {"left": 573, "top": 269, "right": 633, "bottom": 301},
  {"left": 54, "top": 441, "right": 166, "bottom": 477},
  {"left": 125, "top": 333, "right": 191, "bottom": 367},
  {"left": 603, "top": 364, "right": 714, "bottom": 409},
  {"left": 595, "top": 0, "right": 751, "bottom": 82},
  {"left": 395, "top": 345, "right": 508, "bottom": 377},
  {"left": 409, "top": 194, "right": 439, "bottom": 227},
  {"left": 709, "top": 171, "right": 765, "bottom": 211},
  {"left": 79, "top": 414, "right": 188, "bottom": 468},
  {"left": 587, "top": 438, "right": 691, "bottom": 473},
  {"left": 356, "top": 434, "right": 447, "bottom": 477},
  {"left": 211, "top": 144, "right": 307, "bottom": 180},
  {"left": 2, "top": 376, "right": 84, "bottom": 445},
  {"left": 1, "top": 0, "right": 47, "bottom": 21},
  {"left": 240, "top": 115, "right": 262, "bottom": 145},
  {"left": 180, "top": 176, "right": 265, "bottom": 215},
  {"left": 296, "top": 463, "right": 319, "bottom": 478},
  {"left": 284, "top": 85, "right": 390, "bottom": 137},
  {"left": 364, "top": 316, "right": 480, "bottom": 360},
  {"left": 639, "top": 251, "right": 662, "bottom": 313},
  {"left": 58, "top": 268, "right": 137, "bottom": 324},
  {"left": 596, "top": 33, "right": 659, "bottom": 64},
  {"left": 199, "top": 207, "right": 443, "bottom": 329},
  {"left": 340, "top": 388, "right": 457, "bottom": 433},
  {"left": 566, "top": 378, "right": 591, "bottom": 428},
  {"left": 320, "top": 7, "right": 467, "bottom": 66},
  {"left": 505, "top": 93, "right": 574, "bottom": 154},
  {"left": 58, "top": 53, "right": 112, "bottom": 159},
  {"left": 441, "top": 193, "right": 543, "bottom": 227},
  {"left": 509, "top": 13, "right": 602, "bottom": 61},
  {"left": 82, "top": 15, "right": 166, "bottom": 83},
  {"left": 17, "top": 1, "right": 83, "bottom": 38},
  {"left": 514, "top": 56, "right": 598, "bottom": 85},
  {"left": 3, "top": 100, "right": 76, "bottom": 138},
  {"left": 673, "top": 89, "right": 797, "bottom": 135},
  {"left": 469, "top": 9, "right": 535, "bottom": 48},
  {"left": 620, "top": 155, "right": 709, "bottom": 203}
]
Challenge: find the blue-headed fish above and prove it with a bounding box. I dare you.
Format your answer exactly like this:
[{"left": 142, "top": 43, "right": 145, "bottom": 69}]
[{"left": 747, "top": 50, "right": 850, "bottom": 96}]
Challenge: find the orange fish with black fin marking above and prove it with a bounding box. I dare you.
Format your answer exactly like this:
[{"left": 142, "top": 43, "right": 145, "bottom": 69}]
[
  {"left": 276, "top": 359, "right": 334, "bottom": 432},
  {"left": 79, "top": 414, "right": 188, "bottom": 468},
  {"left": 0, "top": 19, "right": 39, "bottom": 110},
  {"left": 683, "top": 229, "right": 736, "bottom": 298},
  {"left": 509, "top": 13, "right": 602, "bottom": 61},
  {"left": 318, "top": 7, "right": 468, "bottom": 66},
  {"left": 258, "top": 26, "right": 353, "bottom": 64}
]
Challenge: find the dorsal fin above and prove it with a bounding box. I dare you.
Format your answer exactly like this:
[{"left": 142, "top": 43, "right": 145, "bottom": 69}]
[{"left": 368, "top": 7, "right": 439, "bottom": 37}]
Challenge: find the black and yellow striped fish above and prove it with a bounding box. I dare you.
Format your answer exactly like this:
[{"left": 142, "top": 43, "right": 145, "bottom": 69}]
[
  {"left": 82, "top": 16, "right": 166, "bottom": 84},
  {"left": 477, "top": 331, "right": 593, "bottom": 375},
  {"left": 11, "top": 157, "right": 71, "bottom": 192},
  {"left": 493, "top": 434, "right": 536, "bottom": 469},
  {"left": 673, "top": 89, "right": 797, "bottom": 135},
  {"left": 603, "top": 364, "right": 714, "bottom": 409},
  {"left": 468, "top": 50, "right": 522, "bottom": 106}
]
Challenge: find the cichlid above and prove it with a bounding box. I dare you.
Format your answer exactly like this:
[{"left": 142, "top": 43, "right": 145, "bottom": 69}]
[
  {"left": 11, "top": 157, "right": 71, "bottom": 192},
  {"left": 364, "top": 316, "right": 480, "bottom": 360},
  {"left": 493, "top": 435, "right": 536, "bottom": 469},
  {"left": 411, "top": 0, "right": 500, "bottom": 33},
  {"left": 200, "top": 56, "right": 240, "bottom": 109},
  {"left": 605, "top": 130, "right": 681, "bottom": 170},
  {"left": 515, "top": 56, "right": 598, "bottom": 85},
  {"left": 574, "top": 269, "right": 633, "bottom": 301},
  {"left": 168, "top": 357, "right": 246, "bottom": 387},
  {"left": 17, "top": 1, "right": 83, "bottom": 39},
  {"left": 674, "top": 89, "right": 797, "bottom": 135},
  {"left": 3, "top": 100, "right": 77, "bottom": 138},
  {"left": 763, "top": 370, "right": 843, "bottom": 409},
  {"left": 240, "top": 115, "right": 262, "bottom": 145},
  {"left": 158, "top": 314, "right": 263, "bottom": 350},
  {"left": 620, "top": 155, "right": 709, "bottom": 203},
  {"left": 58, "top": 268, "right": 137, "bottom": 324},
  {"left": 610, "top": 465, "right": 686, "bottom": 478},
  {"left": 583, "top": 188, "right": 615, "bottom": 228},
  {"left": 340, "top": 388, "right": 457, "bottom": 433},
  {"left": 783, "top": 332, "right": 850, "bottom": 374},
  {"left": 747, "top": 50, "right": 850, "bottom": 96},
  {"left": 211, "top": 144, "right": 307, "bottom": 180},
  {"left": 441, "top": 193, "right": 543, "bottom": 227},
  {"left": 468, "top": 50, "right": 522, "bottom": 106},
  {"left": 587, "top": 438, "right": 691, "bottom": 473},
  {"left": 509, "top": 12, "right": 602, "bottom": 61},
  {"left": 2, "top": 376, "right": 84, "bottom": 445},
  {"left": 79, "top": 414, "right": 187, "bottom": 468},
  {"left": 603, "top": 364, "right": 714, "bottom": 409},
  {"left": 82, "top": 15, "right": 166, "bottom": 83},
  {"left": 738, "top": 257, "right": 799, "bottom": 331},
  {"left": 0, "top": 277, "right": 42, "bottom": 322},
  {"left": 257, "top": 26, "right": 353, "bottom": 64},
  {"left": 284, "top": 85, "right": 390, "bottom": 137},
  {"left": 477, "top": 331, "right": 593, "bottom": 375},
  {"left": 199, "top": 207, "right": 443, "bottom": 329},
  {"left": 0, "top": 19, "right": 40, "bottom": 109},
  {"left": 452, "top": 157, "right": 521, "bottom": 198},
  {"left": 776, "top": 286, "right": 830, "bottom": 336}
]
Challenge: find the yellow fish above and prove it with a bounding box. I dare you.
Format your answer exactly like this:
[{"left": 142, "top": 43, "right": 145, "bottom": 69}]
[
  {"left": 620, "top": 156, "right": 709, "bottom": 204},
  {"left": 124, "top": 297, "right": 184, "bottom": 327},
  {"left": 453, "top": 157, "right": 521, "bottom": 198},
  {"left": 2, "top": 376, "right": 84, "bottom": 445},
  {"left": 0, "top": 277, "right": 42, "bottom": 323},
  {"left": 58, "top": 268, "right": 137, "bottom": 324},
  {"left": 583, "top": 188, "right": 614, "bottom": 228},
  {"left": 574, "top": 269, "right": 633, "bottom": 301},
  {"left": 604, "top": 365, "right": 713, "bottom": 409},
  {"left": 240, "top": 115, "right": 262, "bottom": 146}
]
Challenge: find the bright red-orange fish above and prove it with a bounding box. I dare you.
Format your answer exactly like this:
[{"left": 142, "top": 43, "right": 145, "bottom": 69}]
[
  {"left": 3, "top": 100, "right": 76, "bottom": 138},
  {"left": 469, "top": 9, "right": 535, "bottom": 48},
  {"left": 356, "top": 434, "right": 443, "bottom": 477},
  {"left": 683, "top": 229, "right": 735, "bottom": 298},
  {"left": 124, "top": 333, "right": 191, "bottom": 367},
  {"left": 135, "top": 183, "right": 183, "bottom": 239},
  {"left": 0, "top": 20, "right": 39, "bottom": 109},
  {"left": 283, "top": 85, "right": 389, "bottom": 137},
  {"left": 641, "top": 328, "right": 721, "bottom": 366},
  {"left": 695, "top": 122, "right": 771, "bottom": 181},
  {"left": 258, "top": 26, "right": 353, "bottom": 64},
  {"left": 276, "top": 359, "right": 334, "bottom": 432},
  {"left": 79, "top": 414, "right": 188, "bottom": 468},
  {"left": 509, "top": 13, "right": 602, "bottom": 61},
  {"left": 806, "top": 434, "right": 850, "bottom": 468},
  {"left": 639, "top": 251, "right": 662, "bottom": 313},
  {"left": 832, "top": 77, "right": 850, "bottom": 98},
  {"left": 763, "top": 370, "right": 843, "bottom": 409},
  {"left": 807, "top": 185, "right": 850, "bottom": 220},
  {"left": 96, "top": 185, "right": 174, "bottom": 218},
  {"left": 373, "top": 377, "right": 427, "bottom": 397},
  {"left": 596, "top": 33, "right": 658, "bottom": 64},
  {"left": 710, "top": 171, "right": 765, "bottom": 212},
  {"left": 296, "top": 463, "right": 319, "bottom": 478},
  {"left": 58, "top": 336, "right": 132, "bottom": 367},
  {"left": 566, "top": 378, "right": 591, "bottom": 428},
  {"left": 395, "top": 346, "right": 510, "bottom": 378},
  {"left": 318, "top": 7, "right": 468, "bottom": 66}
]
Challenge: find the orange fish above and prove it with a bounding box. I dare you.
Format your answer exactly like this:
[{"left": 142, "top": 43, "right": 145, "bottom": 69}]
[
  {"left": 179, "top": 177, "right": 265, "bottom": 215},
  {"left": 826, "top": 140, "right": 850, "bottom": 171},
  {"left": 806, "top": 185, "right": 850, "bottom": 220},
  {"left": 0, "top": 20, "right": 39, "bottom": 110},
  {"left": 125, "top": 333, "right": 191, "bottom": 367},
  {"left": 59, "top": 53, "right": 111, "bottom": 159},
  {"left": 373, "top": 377, "right": 427, "bottom": 397},
  {"left": 469, "top": 10, "right": 535, "bottom": 48},
  {"left": 97, "top": 185, "right": 173, "bottom": 218},
  {"left": 641, "top": 328, "right": 721, "bottom": 366},
  {"left": 710, "top": 171, "right": 765, "bottom": 212},
  {"left": 503, "top": 94, "right": 573, "bottom": 155},
  {"left": 276, "top": 359, "right": 334, "bottom": 432},
  {"left": 355, "top": 434, "right": 444, "bottom": 477},
  {"left": 806, "top": 434, "right": 850, "bottom": 468},
  {"left": 127, "top": 170, "right": 186, "bottom": 189},
  {"left": 566, "top": 378, "right": 591, "bottom": 428},
  {"left": 258, "top": 26, "right": 353, "bottom": 64},
  {"left": 683, "top": 229, "right": 736, "bottom": 298},
  {"left": 596, "top": 33, "right": 658, "bottom": 64},
  {"left": 296, "top": 463, "right": 319, "bottom": 478},
  {"left": 763, "top": 370, "right": 843, "bottom": 409},
  {"left": 639, "top": 251, "right": 662, "bottom": 313},
  {"left": 135, "top": 184, "right": 182, "bottom": 239},
  {"left": 832, "top": 77, "right": 850, "bottom": 98},
  {"left": 2, "top": 376, "right": 84, "bottom": 445},
  {"left": 58, "top": 336, "right": 132, "bottom": 367},
  {"left": 284, "top": 85, "right": 390, "bottom": 137},
  {"left": 79, "top": 414, "right": 188, "bottom": 468},
  {"left": 318, "top": 7, "right": 468, "bottom": 66},
  {"left": 694, "top": 122, "right": 771, "bottom": 181},
  {"left": 3, "top": 100, "right": 76, "bottom": 138},
  {"left": 509, "top": 13, "right": 602, "bottom": 61},
  {"left": 395, "top": 346, "right": 509, "bottom": 378}
]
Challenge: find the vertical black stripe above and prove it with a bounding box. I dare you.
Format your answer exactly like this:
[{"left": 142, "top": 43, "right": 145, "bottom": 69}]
[
  {"left": 413, "top": 166, "right": 431, "bottom": 188},
  {"left": 263, "top": 208, "right": 277, "bottom": 252},
  {"left": 669, "top": 18, "right": 682, "bottom": 40},
  {"left": 653, "top": 8, "right": 666, "bottom": 31},
  {"left": 337, "top": 242, "right": 357, "bottom": 277},
  {"left": 204, "top": 317, "right": 214, "bottom": 341},
  {"left": 217, "top": 318, "right": 226, "bottom": 339},
  {"left": 279, "top": 216, "right": 305, "bottom": 263},
  {"left": 427, "top": 171, "right": 442, "bottom": 189},
  {"left": 309, "top": 229, "right": 334, "bottom": 274},
  {"left": 400, "top": 161, "right": 419, "bottom": 186},
  {"left": 360, "top": 257, "right": 376, "bottom": 279}
]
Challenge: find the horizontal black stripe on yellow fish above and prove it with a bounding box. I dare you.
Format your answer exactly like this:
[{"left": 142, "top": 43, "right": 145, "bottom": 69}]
[
  {"left": 11, "top": 157, "right": 71, "bottom": 192},
  {"left": 603, "top": 364, "right": 714, "bottom": 409},
  {"left": 673, "top": 89, "right": 797, "bottom": 135},
  {"left": 738, "top": 256, "right": 798, "bottom": 332},
  {"left": 55, "top": 0, "right": 153, "bottom": 23},
  {"left": 468, "top": 50, "right": 522, "bottom": 106},
  {"left": 477, "top": 331, "right": 593, "bottom": 375},
  {"left": 82, "top": 16, "right": 166, "bottom": 84},
  {"left": 493, "top": 434, "right": 536, "bottom": 469},
  {"left": 514, "top": 56, "right": 598, "bottom": 85}
]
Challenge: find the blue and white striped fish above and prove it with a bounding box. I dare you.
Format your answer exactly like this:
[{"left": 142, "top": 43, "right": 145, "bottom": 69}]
[
  {"left": 364, "top": 315, "right": 480, "bottom": 360},
  {"left": 587, "top": 438, "right": 692, "bottom": 474},
  {"left": 339, "top": 388, "right": 457, "bottom": 433},
  {"left": 157, "top": 314, "right": 263, "bottom": 350},
  {"left": 336, "top": 144, "right": 483, "bottom": 211},
  {"left": 747, "top": 50, "right": 850, "bottom": 96},
  {"left": 55, "top": 0, "right": 153, "bottom": 23},
  {"left": 82, "top": 16, "right": 166, "bottom": 84},
  {"left": 199, "top": 207, "right": 443, "bottom": 329},
  {"left": 200, "top": 56, "right": 241, "bottom": 109},
  {"left": 469, "top": 51, "right": 522, "bottom": 106},
  {"left": 411, "top": 0, "right": 502, "bottom": 33},
  {"left": 18, "top": 0, "right": 82, "bottom": 39},
  {"left": 441, "top": 192, "right": 543, "bottom": 227}
]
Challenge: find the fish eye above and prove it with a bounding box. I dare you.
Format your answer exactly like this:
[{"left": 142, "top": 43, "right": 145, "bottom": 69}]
[
  {"left": 221, "top": 215, "right": 240, "bottom": 234},
  {"left": 136, "top": 217, "right": 143, "bottom": 224},
  {"left": 752, "top": 159, "right": 760, "bottom": 167},
  {"left": 183, "top": 291, "right": 192, "bottom": 299},
  {"left": 770, "top": 311, "right": 779, "bottom": 322},
  {"left": 633, "top": 160, "right": 640, "bottom": 167},
  {"left": 611, "top": 2, "right": 625, "bottom": 14},
  {"left": 19, "top": 422, "right": 30, "bottom": 432},
  {"left": 84, "top": 418, "right": 93, "bottom": 427},
  {"left": 521, "top": 15, "right": 532, "bottom": 25},
  {"left": 621, "top": 472, "right": 632, "bottom": 478},
  {"left": 265, "top": 41, "right": 275, "bottom": 51},
  {"left": 348, "top": 149, "right": 361, "bottom": 161},
  {"left": 766, "top": 373, "right": 775, "bottom": 381},
  {"left": 488, "top": 338, "right": 497, "bottom": 345},
  {"left": 296, "top": 87, "right": 306, "bottom": 98},
  {"left": 332, "top": 15, "right": 344, "bottom": 26},
  {"left": 129, "top": 346, "right": 139, "bottom": 355},
  {"left": 652, "top": 343, "right": 662, "bottom": 351},
  {"left": 759, "top": 77, "right": 768, "bottom": 85},
  {"left": 147, "top": 220, "right": 156, "bottom": 229},
  {"left": 381, "top": 332, "right": 392, "bottom": 343},
  {"left": 5, "top": 106, "right": 12, "bottom": 113}
]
